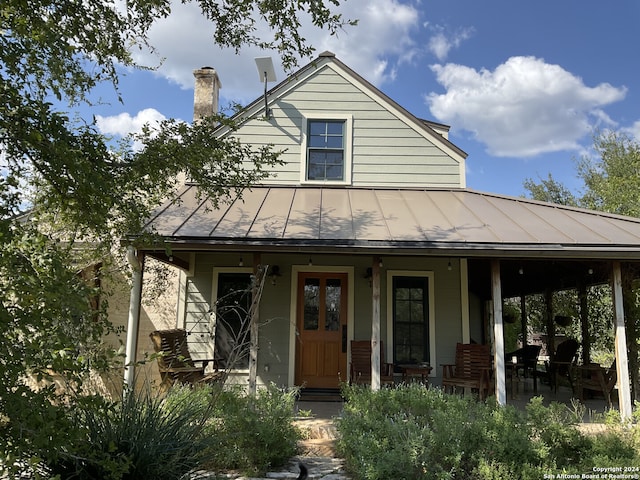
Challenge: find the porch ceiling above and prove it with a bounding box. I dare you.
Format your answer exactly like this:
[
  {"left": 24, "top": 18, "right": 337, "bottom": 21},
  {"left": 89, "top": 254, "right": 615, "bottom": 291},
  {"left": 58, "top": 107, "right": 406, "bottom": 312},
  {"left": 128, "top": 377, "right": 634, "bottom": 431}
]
[{"left": 144, "top": 185, "right": 640, "bottom": 259}]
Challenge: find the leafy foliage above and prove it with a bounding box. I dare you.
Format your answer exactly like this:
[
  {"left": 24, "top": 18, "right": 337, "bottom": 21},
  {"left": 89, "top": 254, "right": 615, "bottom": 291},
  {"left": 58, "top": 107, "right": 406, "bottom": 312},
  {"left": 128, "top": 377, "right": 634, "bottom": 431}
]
[
  {"left": 524, "top": 130, "right": 640, "bottom": 398},
  {"left": 30, "top": 383, "right": 300, "bottom": 479},
  {"left": 337, "top": 385, "right": 640, "bottom": 480},
  {"left": 1, "top": 0, "right": 354, "bottom": 473},
  {"left": 201, "top": 384, "right": 300, "bottom": 476}
]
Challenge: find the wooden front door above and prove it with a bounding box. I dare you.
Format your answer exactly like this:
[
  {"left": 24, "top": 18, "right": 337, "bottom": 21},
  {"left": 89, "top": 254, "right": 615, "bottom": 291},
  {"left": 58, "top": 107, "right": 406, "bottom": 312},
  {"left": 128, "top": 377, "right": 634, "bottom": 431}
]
[{"left": 295, "top": 272, "right": 348, "bottom": 389}]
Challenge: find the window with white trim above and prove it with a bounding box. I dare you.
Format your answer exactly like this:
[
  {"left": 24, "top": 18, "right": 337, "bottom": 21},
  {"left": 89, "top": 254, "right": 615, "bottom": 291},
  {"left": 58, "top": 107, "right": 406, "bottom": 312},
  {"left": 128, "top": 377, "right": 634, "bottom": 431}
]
[
  {"left": 393, "top": 276, "right": 430, "bottom": 365},
  {"left": 212, "top": 271, "right": 253, "bottom": 369},
  {"left": 301, "top": 115, "right": 352, "bottom": 184}
]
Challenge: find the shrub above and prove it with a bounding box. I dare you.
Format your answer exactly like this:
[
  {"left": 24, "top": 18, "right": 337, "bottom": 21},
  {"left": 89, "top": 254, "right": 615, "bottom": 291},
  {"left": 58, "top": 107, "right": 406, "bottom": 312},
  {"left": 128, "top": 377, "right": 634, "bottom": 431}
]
[
  {"left": 337, "top": 384, "right": 640, "bottom": 480},
  {"left": 201, "top": 383, "right": 300, "bottom": 476},
  {"left": 43, "top": 384, "right": 218, "bottom": 479},
  {"left": 35, "top": 382, "right": 300, "bottom": 479}
]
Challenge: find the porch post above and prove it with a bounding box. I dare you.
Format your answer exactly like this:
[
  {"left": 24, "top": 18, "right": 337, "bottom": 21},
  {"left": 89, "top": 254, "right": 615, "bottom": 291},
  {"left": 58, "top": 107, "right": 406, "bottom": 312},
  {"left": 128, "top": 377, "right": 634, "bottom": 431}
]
[
  {"left": 578, "top": 281, "right": 591, "bottom": 364},
  {"left": 491, "top": 259, "right": 506, "bottom": 405},
  {"left": 612, "top": 261, "right": 632, "bottom": 420},
  {"left": 248, "top": 254, "right": 262, "bottom": 396},
  {"left": 124, "top": 247, "right": 144, "bottom": 393},
  {"left": 371, "top": 256, "right": 381, "bottom": 391}
]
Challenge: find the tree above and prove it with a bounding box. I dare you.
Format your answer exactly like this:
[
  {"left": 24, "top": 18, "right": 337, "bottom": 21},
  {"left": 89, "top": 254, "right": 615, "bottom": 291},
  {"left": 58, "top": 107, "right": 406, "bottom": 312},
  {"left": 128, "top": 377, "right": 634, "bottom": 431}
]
[
  {"left": 1, "top": 1, "right": 354, "bottom": 475},
  {"left": 577, "top": 131, "right": 640, "bottom": 401},
  {"left": 524, "top": 130, "right": 640, "bottom": 400},
  {"left": 523, "top": 173, "right": 579, "bottom": 207}
]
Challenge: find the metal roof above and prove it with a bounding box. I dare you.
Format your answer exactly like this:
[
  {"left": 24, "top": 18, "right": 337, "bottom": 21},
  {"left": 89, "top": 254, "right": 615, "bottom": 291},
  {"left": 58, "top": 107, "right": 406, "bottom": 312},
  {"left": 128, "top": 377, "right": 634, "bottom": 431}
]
[{"left": 144, "top": 185, "right": 640, "bottom": 258}]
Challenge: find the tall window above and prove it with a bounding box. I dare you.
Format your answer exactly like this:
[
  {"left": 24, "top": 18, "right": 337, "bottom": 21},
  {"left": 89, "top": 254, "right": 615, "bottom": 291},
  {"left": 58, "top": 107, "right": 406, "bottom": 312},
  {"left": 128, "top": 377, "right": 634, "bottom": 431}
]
[
  {"left": 392, "top": 276, "right": 429, "bottom": 365},
  {"left": 307, "top": 120, "right": 345, "bottom": 181},
  {"left": 213, "top": 272, "right": 252, "bottom": 369}
]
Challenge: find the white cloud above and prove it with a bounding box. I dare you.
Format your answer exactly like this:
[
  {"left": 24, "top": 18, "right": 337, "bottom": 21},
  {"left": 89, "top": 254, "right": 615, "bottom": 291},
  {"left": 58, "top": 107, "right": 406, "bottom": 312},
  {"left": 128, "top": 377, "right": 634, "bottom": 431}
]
[
  {"left": 425, "top": 56, "right": 627, "bottom": 157},
  {"left": 623, "top": 120, "right": 640, "bottom": 143},
  {"left": 96, "top": 108, "right": 167, "bottom": 137},
  {"left": 96, "top": 108, "right": 167, "bottom": 149},
  {"left": 133, "top": 0, "right": 421, "bottom": 103},
  {"left": 427, "top": 26, "right": 474, "bottom": 62}
]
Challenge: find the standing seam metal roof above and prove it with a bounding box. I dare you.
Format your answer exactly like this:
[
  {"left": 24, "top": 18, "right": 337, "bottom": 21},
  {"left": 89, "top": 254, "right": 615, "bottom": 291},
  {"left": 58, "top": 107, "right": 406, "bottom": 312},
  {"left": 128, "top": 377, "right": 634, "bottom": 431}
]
[{"left": 144, "top": 185, "right": 640, "bottom": 255}]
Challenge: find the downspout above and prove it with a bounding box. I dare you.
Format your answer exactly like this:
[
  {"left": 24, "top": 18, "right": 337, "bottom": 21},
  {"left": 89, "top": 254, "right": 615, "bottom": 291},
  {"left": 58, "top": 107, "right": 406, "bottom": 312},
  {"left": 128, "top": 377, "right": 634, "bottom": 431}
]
[{"left": 124, "top": 246, "right": 144, "bottom": 393}]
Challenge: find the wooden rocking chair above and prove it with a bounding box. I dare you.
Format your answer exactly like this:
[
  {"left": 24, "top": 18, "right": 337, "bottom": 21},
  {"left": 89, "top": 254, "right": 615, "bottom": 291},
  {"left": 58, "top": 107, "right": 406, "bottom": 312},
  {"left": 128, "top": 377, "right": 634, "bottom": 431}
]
[
  {"left": 576, "top": 360, "right": 617, "bottom": 407},
  {"left": 441, "top": 343, "right": 492, "bottom": 400},
  {"left": 545, "top": 338, "right": 579, "bottom": 393},
  {"left": 149, "top": 328, "right": 225, "bottom": 390},
  {"left": 350, "top": 340, "right": 395, "bottom": 386}
]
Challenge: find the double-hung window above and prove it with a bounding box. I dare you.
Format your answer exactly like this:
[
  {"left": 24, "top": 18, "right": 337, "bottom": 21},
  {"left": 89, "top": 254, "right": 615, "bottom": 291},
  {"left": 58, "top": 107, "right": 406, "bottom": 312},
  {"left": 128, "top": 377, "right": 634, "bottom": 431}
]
[
  {"left": 307, "top": 120, "right": 345, "bottom": 181},
  {"left": 301, "top": 115, "right": 352, "bottom": 184}
]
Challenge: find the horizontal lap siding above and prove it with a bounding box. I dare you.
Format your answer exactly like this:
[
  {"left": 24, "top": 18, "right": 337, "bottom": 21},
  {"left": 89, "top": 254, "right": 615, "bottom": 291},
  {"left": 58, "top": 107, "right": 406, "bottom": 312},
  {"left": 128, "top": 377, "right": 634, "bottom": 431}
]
[{"left": 230, "top": 67, "right": 462, "bottom": 187}]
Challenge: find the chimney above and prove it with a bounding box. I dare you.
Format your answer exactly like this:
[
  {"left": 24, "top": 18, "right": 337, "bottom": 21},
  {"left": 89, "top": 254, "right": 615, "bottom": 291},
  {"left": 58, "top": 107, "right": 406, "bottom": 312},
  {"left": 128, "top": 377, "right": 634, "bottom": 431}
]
[{"left": 193, "top": 67, "right": 221, "bottom": 123}]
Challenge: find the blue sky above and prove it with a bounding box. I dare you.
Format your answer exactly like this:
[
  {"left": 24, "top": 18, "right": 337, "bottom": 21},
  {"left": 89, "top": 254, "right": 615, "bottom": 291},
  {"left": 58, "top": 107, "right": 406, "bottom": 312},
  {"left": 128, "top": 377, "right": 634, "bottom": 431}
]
[{"left": 90, "top": 0, "right": 640, "bottom": 198}]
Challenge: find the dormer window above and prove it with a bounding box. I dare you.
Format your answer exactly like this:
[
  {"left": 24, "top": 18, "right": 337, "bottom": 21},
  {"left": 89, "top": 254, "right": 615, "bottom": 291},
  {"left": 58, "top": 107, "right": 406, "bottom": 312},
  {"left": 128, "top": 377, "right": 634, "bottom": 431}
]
[{"left": 301, "top": 114, "right": 352, "bottom": 184}]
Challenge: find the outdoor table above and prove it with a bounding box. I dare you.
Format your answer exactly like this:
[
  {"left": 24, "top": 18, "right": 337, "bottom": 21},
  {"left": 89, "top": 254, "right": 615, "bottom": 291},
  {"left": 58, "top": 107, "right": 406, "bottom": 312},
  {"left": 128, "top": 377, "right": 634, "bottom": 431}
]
[{"left": 398, "top": 364, "right": 432, "bottom": 385}]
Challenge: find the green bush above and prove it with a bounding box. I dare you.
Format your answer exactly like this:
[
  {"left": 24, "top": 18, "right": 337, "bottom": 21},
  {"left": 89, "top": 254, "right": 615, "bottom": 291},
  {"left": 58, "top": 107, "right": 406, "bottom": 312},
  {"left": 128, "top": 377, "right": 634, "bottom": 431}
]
[
  {"left": 35, "top": 382, "right": 300, "bottom": 479},
  {"left": 201, "top": 384, "right": 300, "bottom": 476},
  {"left": 336, "top": 384, "right": 640, "bottom": 480},
  {"left": 43, "top": 385, "right": 217, "bottom": 479}
]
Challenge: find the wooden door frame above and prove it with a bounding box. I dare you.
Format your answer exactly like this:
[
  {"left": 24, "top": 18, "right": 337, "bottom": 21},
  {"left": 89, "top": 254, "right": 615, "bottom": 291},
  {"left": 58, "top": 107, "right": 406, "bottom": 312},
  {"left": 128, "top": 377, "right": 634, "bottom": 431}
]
[{"left": 288, "top": 265, "right": 354, "bottom": 387}]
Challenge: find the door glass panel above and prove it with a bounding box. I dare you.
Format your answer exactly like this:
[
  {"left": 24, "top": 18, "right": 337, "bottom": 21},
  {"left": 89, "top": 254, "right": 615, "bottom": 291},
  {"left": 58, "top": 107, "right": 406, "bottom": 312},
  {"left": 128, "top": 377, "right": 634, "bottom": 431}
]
[
  {"left": 325, "top": 278, "right": 341, "bottom": 331},
  {"left": 303, "top": 278, "right": 320, "bottom": 330}
]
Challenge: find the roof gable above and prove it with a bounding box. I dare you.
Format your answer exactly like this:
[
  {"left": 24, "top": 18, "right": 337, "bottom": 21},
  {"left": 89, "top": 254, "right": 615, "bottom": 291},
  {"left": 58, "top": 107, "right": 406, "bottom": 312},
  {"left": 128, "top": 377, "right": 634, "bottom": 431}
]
[{"left": 215, "top": 52, "right": 466, "bottom": 189}]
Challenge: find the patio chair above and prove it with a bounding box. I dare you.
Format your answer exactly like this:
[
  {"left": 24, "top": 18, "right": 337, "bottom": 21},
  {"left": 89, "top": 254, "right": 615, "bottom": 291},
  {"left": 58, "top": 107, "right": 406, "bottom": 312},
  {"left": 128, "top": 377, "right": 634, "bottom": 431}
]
[
  {"left": 442, "top": 343, "right": 492, "bottom": 400},
  {"left": 505, "top": 344, "right": 542, "bottom": 393},
  {"left": 149, "top": 328, "right": 225, "bottom": 390},
  {"left": 576, "top": 360, "right": 617, "bottom": 407},
  {"left": 350, "top": 340, "right": 395, "bottom": 386},
  {"left": 545, "top": 338, "right": 579, "bottom": 393}
]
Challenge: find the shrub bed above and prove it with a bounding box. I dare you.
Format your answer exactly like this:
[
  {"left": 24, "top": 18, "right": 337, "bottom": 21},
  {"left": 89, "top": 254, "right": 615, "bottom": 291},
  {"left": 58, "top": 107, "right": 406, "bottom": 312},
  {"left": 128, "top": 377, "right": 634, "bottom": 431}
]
[
  {"left": 336, "top": 384, "right": 640, "bottom": 480},
  {"left": 35, "top": 383, "right": 300, "bottom": 479}
]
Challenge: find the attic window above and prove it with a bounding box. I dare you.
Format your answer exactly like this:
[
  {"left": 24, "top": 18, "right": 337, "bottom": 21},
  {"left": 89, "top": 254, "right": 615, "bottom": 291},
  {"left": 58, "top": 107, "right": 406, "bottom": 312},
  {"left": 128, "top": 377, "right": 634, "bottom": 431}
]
[
  {"left": 307, "top": 121, "right": 344, "bottom": 180},
  {"left": 301, "top": 115, "right": 352, "bottom": 184}
]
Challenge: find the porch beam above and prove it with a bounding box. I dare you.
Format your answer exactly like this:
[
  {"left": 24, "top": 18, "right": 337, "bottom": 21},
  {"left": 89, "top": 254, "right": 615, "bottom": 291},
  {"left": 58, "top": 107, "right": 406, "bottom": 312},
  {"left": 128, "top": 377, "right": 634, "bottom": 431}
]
[
  {"left": 371, "top": 256, "right": 381, "bottom": 391},
  {"left": 491, "top": 259, "right": 506, "bottom": 406},
  {"left": 612, "top": 261, "right": 632, "bottom": 420},
  {"left": 124, "top": 247, "right": 145, "bottom": 393}
]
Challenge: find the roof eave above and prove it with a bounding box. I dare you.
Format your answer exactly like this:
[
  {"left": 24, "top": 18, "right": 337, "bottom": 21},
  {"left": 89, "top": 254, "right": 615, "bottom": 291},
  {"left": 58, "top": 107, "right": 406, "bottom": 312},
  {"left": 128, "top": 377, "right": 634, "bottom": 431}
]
[{"left": 135, "top": 237, "right": 640, "bottom": 260}]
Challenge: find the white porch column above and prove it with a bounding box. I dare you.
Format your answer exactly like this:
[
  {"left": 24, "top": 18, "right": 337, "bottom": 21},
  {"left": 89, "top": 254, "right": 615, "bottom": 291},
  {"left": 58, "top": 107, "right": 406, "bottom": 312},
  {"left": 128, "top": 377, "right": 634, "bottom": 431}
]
[
  {"left": 124, "top": 246, "right": 144, "bottom": 393},
  {"left": 371, "top": 256, "right": 381, "bottom": 391},
  {"left": 491, "top": 259, "right": 506, "bottom": 406},
  {"left": 612, "top": 261, "right": 632, "bottom": 420}
]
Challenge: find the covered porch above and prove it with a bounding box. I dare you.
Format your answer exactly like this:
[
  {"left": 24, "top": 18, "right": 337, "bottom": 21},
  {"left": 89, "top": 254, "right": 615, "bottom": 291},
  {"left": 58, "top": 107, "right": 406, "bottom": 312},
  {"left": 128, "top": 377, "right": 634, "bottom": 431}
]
[{"left": 124, "top": 186, "right": 640, "bottom": 420}]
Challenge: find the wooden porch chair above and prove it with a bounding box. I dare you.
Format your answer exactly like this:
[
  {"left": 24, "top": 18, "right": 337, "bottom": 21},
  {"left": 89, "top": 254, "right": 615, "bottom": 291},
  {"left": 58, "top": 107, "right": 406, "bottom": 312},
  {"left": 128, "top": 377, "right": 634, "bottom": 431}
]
[
  {"left": 545, "top": 338, "right": 579, "bottom": 393},
  {"left": 149, "top": 328, "right": 224, "bottom": 390},
  {"left": 441, "top": 343, "right": 492, "bottom": 400},
  {"left": 505, "top": 344, "right": 542, "bottom": 393},
  {"left": 350, "top": 340, "right": 395, "bottom": 386},
  {"left": 576, "top": 360, "right": 617, "bottom": 407}
]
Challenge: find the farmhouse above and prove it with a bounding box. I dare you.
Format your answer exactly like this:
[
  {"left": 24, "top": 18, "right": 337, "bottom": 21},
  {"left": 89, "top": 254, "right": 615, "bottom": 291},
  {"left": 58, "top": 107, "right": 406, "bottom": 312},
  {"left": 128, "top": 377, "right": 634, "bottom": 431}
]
[{"left": 124, "top": 52, "right": 638, "bottom": 417}]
